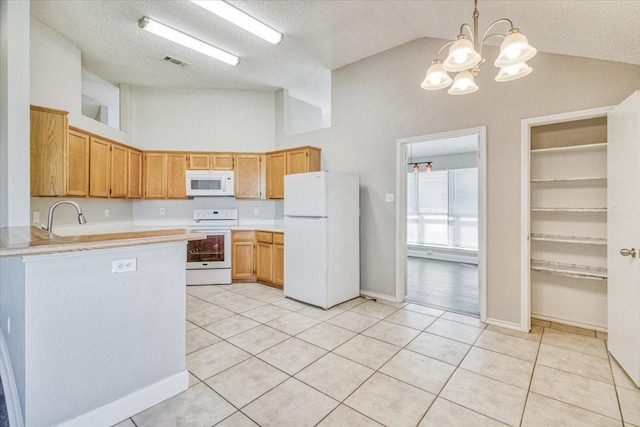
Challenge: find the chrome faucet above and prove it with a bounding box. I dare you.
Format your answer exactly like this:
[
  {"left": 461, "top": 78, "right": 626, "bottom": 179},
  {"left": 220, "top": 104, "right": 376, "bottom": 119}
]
[{"left": 41, "top": 200, "right": 87, "bottom": 232}]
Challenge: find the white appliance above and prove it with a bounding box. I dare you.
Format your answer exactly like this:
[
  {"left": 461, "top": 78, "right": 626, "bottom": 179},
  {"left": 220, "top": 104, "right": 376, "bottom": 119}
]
[
  {"left": 186, "top": 209, "right": 238, "bottom": 285},
  {"left": 186, "top": 170, "right": 234, "bottom": 197},
  {"left": 284, "top": 171, "right": 360, "bottom": 309}
]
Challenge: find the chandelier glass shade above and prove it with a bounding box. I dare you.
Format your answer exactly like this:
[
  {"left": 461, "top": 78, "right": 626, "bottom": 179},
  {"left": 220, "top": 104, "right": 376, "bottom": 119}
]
[{"left": 421, "top": 0, "right": 537, "bottom": 94}]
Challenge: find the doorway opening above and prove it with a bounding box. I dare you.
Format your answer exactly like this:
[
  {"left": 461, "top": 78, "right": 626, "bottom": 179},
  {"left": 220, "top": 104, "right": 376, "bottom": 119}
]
[{"left": 396, "top": 128, "right": 486, "bottom": 320}]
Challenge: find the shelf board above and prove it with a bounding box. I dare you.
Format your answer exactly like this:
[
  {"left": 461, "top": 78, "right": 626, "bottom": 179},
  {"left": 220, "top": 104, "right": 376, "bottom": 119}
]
[
  {"left": 531, "top": 177, "right": 607, "bottom": 183},
  {"left": 531, "top": 207, "right": 607, "bottom": 213},
  {"left": 531, "top": 234, "right": 607, "bottom": 245},
  {"left": 531, "top": 142, "right": 607, "bottom": 154},
  {"left": 531, "top": 260, "right": 607, "bottom": 280}
]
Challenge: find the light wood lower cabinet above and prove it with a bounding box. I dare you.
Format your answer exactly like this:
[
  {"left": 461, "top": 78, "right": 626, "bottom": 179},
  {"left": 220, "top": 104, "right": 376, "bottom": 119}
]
[
  {"left": 254, "top": 231, "right": 284, "bottom": 289},
  {"left": 232, "top": 231, "right": 255, "bottom": 282}
]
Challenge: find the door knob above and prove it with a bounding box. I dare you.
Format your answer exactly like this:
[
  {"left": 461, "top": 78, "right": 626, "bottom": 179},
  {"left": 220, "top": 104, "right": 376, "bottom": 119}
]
[{"left": 620, "top": 248, "right": 636, "bottom": 257}]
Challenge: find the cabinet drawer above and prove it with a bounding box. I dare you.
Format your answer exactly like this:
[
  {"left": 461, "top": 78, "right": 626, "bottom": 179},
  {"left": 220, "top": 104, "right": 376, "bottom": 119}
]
[
  {"left": 273, "top": 232, "right": 284, "bottom": 245},
  {"left": 256, "top": 231, "right": 273, "bottom": 243},
  {"left": 233, "top": 230, "right": 254, "bottom": 242}
]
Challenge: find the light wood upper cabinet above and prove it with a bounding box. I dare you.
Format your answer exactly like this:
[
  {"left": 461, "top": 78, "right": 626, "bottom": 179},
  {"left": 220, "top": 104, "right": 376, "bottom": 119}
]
[
  {"left": 66, "top": 128, "right": 90, "bottom": 197},
  {"left": 232, "top": 231, "right": 255, "bottom": 282},
  {"left": 143, "top": 152, "right": 167, "bottom": 199},
  {"left": 266, "top": 146, "right": 321, "bottom": 199},
  {"left": 286, "top": 147, "right": 321, "bottom": 175},
  {"left": 89, "top": 137, "right": 111, "bottom": 198},
  {"left": 110, "top": 144, "right": 128, "bottom": 198},
  {"left": 127, "top": 149, "right": 143, "bottom": 199},
  {"left": 30, "top": 106, "right": 69, "bottom": 196},
  {"left": 235, "top": 154, "right": 263, "bottom": 199},
  {"left": 212, "top": 154, "right": 234, "bottom": 170},
  {"left": 266, "top": 152, "right": 286, "bottom": 199},
  {"left": 167, "top": 153, "right": 187, "bottom": 199},
  {"left": 188, "top": 154, "right": 210, "bottom": 170}
]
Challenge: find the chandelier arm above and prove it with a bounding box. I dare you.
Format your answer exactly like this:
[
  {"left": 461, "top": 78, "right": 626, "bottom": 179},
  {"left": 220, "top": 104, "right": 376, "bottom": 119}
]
[
  {"left": 480, "top": 18, "right": 514, "bottom": 45},
  {"left": 477, "top": 33, "right": 506, "bottom": 57},
  {"left": 435, "top": 39, "right": 456, "bottom": 60},
  {"left": 459, "top": 23, "right": 475, "bottom": 43}
]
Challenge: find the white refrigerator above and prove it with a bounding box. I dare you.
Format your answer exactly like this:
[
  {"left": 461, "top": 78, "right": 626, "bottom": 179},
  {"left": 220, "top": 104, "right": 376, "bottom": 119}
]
[{"left": 284, "top": 171, "right": 360, "bottom": 309}]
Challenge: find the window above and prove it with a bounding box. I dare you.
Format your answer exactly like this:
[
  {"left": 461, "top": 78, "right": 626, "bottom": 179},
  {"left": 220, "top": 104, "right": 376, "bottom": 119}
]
[{"left": 407, "top": 167, "right": 478, "bottom": 250}]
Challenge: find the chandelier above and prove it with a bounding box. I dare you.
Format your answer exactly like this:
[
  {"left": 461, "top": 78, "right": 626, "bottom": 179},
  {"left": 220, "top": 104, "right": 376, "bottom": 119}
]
[{"left": 421, "top": 0, "right": 537, "bottom": 95}]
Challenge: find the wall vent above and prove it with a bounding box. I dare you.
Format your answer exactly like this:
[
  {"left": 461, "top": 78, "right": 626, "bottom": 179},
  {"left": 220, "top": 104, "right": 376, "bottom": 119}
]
[{"left": 163, "top": 56, "right": 190, "bottom": 68}]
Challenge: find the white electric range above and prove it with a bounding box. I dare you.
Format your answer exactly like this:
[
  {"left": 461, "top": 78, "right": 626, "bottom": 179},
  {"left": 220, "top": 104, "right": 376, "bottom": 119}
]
[{"left": 186, "top": 209, "right": 238, "bottom": 285}]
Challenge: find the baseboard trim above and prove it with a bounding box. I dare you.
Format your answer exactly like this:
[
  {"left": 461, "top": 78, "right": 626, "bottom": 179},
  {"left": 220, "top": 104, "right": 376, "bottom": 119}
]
[
  {"left": 360, "top": 290, "right": 398, "bottom": 303},
  {"left": 485, "top": 317, "right": 525, "bottom": 332},
  {"left": 532, "top": 313, "right": 607, "bottom": 333},
  {"left": 55, "top": 370, "right": 189, "bottom": 427},
  {"left": 0, "top": 331, "right": 24, "bottom": 427}
]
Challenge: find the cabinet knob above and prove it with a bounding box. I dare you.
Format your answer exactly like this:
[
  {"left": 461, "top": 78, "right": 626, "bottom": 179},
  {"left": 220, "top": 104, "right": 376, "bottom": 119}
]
[{"left": 620, "top": 248, "right": 636, "bottom": 258}]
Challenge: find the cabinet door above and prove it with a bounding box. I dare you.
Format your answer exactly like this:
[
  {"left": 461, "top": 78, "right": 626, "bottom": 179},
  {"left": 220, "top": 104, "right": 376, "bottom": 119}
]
[
  {"left": 232, "top": 240, "right": 256, "bottom": 281},
  {"left": 235, "top": 154, "right": 262, "bottom": 199},
  {"left": 30, "top": 107, "right": 68, "bottom": 196},
  {"left": 266, "top": 153, "right": 286, "bottom": 199},
  {"left": 286, "top": 148, "right": 309, "bottom": 175},
  {"left": 110, "top": 144, "right": 128, "bottom": 198},
  {"left": 188, "top": 154, "right": 210, "bottom": 170},
  {"left": 127, "top": 149, "right": 143, "bottom": 199},
  {"left": 167, "top": 153, "right": 187, "bottom": 199},
  {"left": 89, "top": 137, "right": 111, "bottom": 198},
  {"left": 256, "top": 241, "right": 273, "bottom": 282},
  {"left": 212, "top": 154, "right": 234, "bottom": 170},
  {"left": 143, "top": 153, "right": 167, "bottom": 198},
  {"left": 273, "top": 242, "right": 284, "bottom": 288},
  {"left": 66, "top": 128, "right": 90, "bottom": 196}
]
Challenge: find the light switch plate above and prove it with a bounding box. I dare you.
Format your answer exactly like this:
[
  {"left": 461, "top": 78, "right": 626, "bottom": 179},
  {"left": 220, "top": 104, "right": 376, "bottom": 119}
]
[
  {"left": 112, "top": 258, "right": 137, "bottom": 273},
  {"left": 385, "top": 193, "right": 395, "bottom": 203}
]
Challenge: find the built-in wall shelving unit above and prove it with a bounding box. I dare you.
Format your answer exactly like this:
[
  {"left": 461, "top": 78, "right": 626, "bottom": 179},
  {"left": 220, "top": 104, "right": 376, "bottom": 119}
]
[{"left": 528, "top": 114, "right": 609, "bottom": 329}]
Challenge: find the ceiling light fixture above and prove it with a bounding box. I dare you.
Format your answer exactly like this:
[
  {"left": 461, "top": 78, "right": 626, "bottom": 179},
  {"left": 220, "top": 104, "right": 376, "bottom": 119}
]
[
  {"left": 138, "top": 16, "right": 240, "bottom": 66},
  {"left": 190, "top": 0, "right": 283, "bottom": 45},
  {"left": 421, "top": 0, "right": 536, "bottom": 95},
  {"left": 408, "top": 161, "right": 433, "bottom": 173}
]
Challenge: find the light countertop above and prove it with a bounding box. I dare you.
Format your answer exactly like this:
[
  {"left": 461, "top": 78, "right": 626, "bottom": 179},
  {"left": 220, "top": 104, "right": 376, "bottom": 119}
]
[{"left": 0, "top": 226, "right": 206, "bottom": 257}]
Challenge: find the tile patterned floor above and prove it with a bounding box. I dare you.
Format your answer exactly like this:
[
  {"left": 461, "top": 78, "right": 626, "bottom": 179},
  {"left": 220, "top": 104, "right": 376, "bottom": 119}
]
[{"left": 113, "top": 283, "right": 640, "bottom": 427}]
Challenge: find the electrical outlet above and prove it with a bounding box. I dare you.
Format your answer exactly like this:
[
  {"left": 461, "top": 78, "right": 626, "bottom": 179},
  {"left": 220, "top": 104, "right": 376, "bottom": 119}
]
[
  {"left": 33, "top": 211, "right": 40, "bottom": 223},
  {"left": 254, "top": 208, "right": 259, "bottom": 216},
  {"left": 159, "top": 208, "right": 165, "bottom": 215},
  {"left": 385, "top": 193, "right": 395, "bottom": 203},
  {"left": 104, "top": 208, "right": 110, "bottom": 218},
  {"left": 112, "top": 258, "right": 137, "bottom": 273}
]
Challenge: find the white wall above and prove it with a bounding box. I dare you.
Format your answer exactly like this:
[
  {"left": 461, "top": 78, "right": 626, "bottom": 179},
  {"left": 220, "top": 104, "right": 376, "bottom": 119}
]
[
  {"left": 130, "top": 86, "right": 275, "bottom": 151},
  {"left": 30, "top": 197, "right": 133, "bottom": 228},
  {"left": 81, "top": 69, "right": 120, "bottom": 129},
  {"left": 30, "top": 17, "right": 130, "bottom": 145},
  {"left": 0, "top": 0, "right": 30, "bottom": 227},
  {"left": 283, "top": 89, "right": 324, "bottom": 135},
  {"left": 275, "top": 37, "right": 640, "bottom": 325},
  {"left": 132, "top": 198, "right": 278, "bottom": 222}
]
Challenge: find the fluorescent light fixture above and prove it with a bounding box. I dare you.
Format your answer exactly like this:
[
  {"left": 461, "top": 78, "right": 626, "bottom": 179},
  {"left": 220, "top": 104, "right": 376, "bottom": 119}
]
[
  {"left": 190, "top": 0, "right": 283, "bottom": 45},
  {"left": 138, "top": 16, "right": 240, "bottom": 66}
]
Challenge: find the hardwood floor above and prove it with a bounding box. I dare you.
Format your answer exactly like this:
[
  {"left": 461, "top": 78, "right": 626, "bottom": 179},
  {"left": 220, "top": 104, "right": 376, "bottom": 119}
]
[{"left": 406, "top": 257, "right": 479, "bottom": 316}]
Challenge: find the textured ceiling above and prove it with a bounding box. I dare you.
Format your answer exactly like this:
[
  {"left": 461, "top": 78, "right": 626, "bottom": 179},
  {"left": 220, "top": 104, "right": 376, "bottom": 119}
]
[{"left": 30, "top": 1, "right": 640, "bottom": 112}]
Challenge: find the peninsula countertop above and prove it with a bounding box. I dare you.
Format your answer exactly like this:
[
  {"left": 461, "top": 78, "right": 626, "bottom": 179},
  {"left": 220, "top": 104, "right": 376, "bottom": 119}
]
[{"left": 0, "top": 226, "right": 206, "bottom": 257}]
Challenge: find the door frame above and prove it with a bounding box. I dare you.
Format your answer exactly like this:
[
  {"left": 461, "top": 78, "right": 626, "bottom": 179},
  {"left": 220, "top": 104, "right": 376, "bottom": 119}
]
[
  {"left": 520, "top": 106, "right": 612, "bottom": 332},
  {"left": 395, "top": 126, "right": 487, "bottom": 322}
]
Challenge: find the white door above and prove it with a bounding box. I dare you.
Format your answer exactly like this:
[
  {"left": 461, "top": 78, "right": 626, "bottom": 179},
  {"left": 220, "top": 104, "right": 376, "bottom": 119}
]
[
  {"left": 608, "top": 91, "right": 640, "bottom": 387},
  {"left": 284, "top": 217, "right": 328, "bottom": 307}
]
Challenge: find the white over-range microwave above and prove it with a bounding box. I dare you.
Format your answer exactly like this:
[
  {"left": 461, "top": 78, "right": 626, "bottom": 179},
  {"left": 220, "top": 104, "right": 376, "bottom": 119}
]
[{"left": 185, "top": 170, "right": 234, "bottom": 197}]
